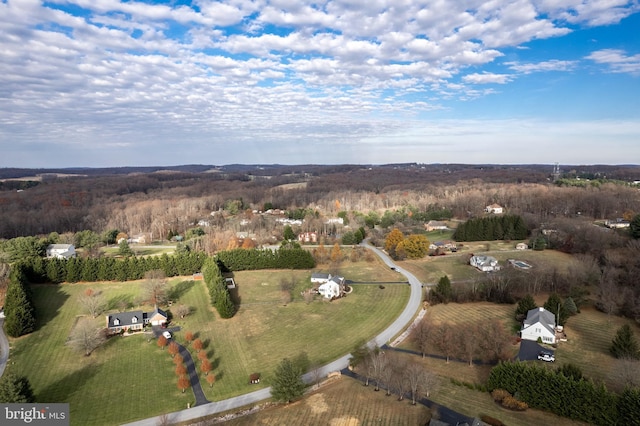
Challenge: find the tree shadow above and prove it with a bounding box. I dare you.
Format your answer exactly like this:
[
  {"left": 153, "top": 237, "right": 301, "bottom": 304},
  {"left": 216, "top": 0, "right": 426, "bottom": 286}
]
[
  {"left": 31, "top": 285, "right": 70, "bottom": 332},
  {"left": 229, "top": 288, "right": 241, "bottom": 306},
  {"left": 168, "top": 280, "right": 194, "bottom": 301},
  {"left": 211, "top": 357, "right": 221, "bottom": 371},
  {"left": 107, "top": 294, "right": 134, "bottom": 311},
  {"left": 36, "top": 363, "right": 100, "bottom": 403}
]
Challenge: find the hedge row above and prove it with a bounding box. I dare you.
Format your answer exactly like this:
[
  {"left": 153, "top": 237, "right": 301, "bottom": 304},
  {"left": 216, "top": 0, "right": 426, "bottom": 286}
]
[
  {"left": 202, "top": 257, "right": 235, "bottom": 318},
  {"left": 3, "top": 264, "right": 36, "bottom": 338},
  {"left": 452, "top": 214, "right": 528, "bottom": 242},
  {"left": 216, "top": 248, "right": 316, "bottom": 271},
  {"left": 487, "top": 361, "right": 640, "bottom": 425},
  {"left": 19, "top": 252, "right": 207, "bottom": 284}
]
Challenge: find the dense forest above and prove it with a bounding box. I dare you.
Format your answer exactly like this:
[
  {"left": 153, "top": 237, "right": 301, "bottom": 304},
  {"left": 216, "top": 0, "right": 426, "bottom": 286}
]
[{"left": 0, "top": 163, "right": 639, "bottom": 241}]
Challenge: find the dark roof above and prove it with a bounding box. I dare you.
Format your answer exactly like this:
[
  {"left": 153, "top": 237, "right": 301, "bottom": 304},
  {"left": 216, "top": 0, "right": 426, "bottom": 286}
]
[
  {"left": 107, "top": 310, "right": 145, "bottom": 328},
  {"left": 148, "top": 307, "right": 167, "bottom": 319}
]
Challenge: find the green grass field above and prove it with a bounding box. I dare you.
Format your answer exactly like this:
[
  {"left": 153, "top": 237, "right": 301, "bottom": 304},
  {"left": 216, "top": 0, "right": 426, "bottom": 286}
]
[{"left": 5, "top": 258, "right": 409, "bottom": 425}]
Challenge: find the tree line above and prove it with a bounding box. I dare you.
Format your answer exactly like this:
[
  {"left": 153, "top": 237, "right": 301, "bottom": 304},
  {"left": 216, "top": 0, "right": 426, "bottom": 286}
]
[
  {"left": 487, "top": 361, "right": 640, "bottom": 425},
  {"left": 452, "top": 214, "right": 528, "bottom": 242}
]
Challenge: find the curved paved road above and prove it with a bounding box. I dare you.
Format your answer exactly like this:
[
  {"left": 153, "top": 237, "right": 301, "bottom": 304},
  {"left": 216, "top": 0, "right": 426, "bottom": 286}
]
[{"left": 122, "top": 242, "right": 424, "bottom": 426}]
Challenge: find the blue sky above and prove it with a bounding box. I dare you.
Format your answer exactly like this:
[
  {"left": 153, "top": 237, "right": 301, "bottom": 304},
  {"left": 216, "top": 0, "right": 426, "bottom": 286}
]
[{"left": 1, "top": 0, "right": 639, "bottom": 167}]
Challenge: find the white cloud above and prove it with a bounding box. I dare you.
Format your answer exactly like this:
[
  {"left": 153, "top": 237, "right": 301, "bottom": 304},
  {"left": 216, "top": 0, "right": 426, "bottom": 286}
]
[
  {"left": 506, "top": 59, "right": 578, "bottom": 73},
  {"left": 0, "top": 0, "right": 639, "bottom": 166},
  {"left": 586, "top": 49, "right": 640, "bottom": 75},
  {"left": 463, "top": 72, "right": 512, "bottom": 84}
]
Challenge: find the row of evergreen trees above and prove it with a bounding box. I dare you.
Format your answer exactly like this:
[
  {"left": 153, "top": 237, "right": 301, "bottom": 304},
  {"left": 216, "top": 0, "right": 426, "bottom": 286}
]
[
  {"left": 19, "top": 252, "right": 207, "bottom": 284},
  {"left": 202, "top": 257, "right": 235, "bottom": 319},
  {"left": 452, "top": 214, "right": 528, "bottom": 241},
  {"left": 487, "top": 361, "right": 640, "bottom": 425},
  {"left": 4, "top": 264, "right": 36, "bottom": 338},
  {"left": 216, "top": 247, "right": 316, "bottom": 271}
]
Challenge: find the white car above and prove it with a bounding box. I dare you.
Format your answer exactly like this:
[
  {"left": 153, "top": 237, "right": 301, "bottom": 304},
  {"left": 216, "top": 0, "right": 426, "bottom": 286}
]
[
  {"left": 162, "top": 331, "right": 172, "bottom": 339},
  {"left": 537, "top": 352, "right": 555, "bottom": 362}
]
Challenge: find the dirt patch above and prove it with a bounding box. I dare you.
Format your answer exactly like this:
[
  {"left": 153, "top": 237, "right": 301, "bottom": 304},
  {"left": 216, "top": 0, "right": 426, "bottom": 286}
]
[
  {"left": 330, "top": 416, "right": 360, "bottom": 426},
  {"left": 306, "top": 394, "right": 329, "bottom": 414}
]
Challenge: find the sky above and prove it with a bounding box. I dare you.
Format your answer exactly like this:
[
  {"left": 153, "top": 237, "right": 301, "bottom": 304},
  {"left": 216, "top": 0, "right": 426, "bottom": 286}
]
[{"left": 1, "top": 0, "right": 639, "bottom": 168}]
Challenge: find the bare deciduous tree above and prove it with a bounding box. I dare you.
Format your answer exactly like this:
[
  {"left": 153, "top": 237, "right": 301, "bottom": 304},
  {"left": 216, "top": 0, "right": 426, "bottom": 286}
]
[
  {"left": 433, "top": 322, "right": 455, "bottom": 363},
  {"left": 391, "top": 356, "right": 408, "bottom": 400},
  {"left": 458, "top": 323, "right": 480, "bottom": 366},
  {"left": 78, "top": 288, "right": 106, "bottom": 318},
  {"left": 479, "top": 319, "right": 512, "bottom": 362},
  {"left": 68, "top": 318, "right": 106, "bottom": 356},
  {"left": 144, "top": 269, "right": 169, "bottom": 306},
  {"left": 174, "top": 304, "right": 190, "bottom": 319},
  {"left": 411, "top": 315, "right": 433, "bottom": 358}
]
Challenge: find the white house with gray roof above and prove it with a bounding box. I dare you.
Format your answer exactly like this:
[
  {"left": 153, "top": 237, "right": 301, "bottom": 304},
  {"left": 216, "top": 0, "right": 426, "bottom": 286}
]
[
  {"left": 521, "top": 307, "right": 556, "bottom": 344},
  {"left": 469, "top": 255, "right": 501, "bottom": 272},
  {"left": 46, "top": 244, "right": 76, "bottom": 259}
]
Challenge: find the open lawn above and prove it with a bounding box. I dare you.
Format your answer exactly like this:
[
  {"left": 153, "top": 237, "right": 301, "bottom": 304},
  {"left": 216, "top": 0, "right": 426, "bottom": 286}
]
[
  {"left": 208, "top": 376, "right": 431, "bottom": 426},
  {"left": 399, "top": 247, "right": 577, "bottom": 285},
  {"left": 556, "top": 304, "right": 640, "bottom": 391},
  {"left": 6, "top": 258, "right": 409, "bottom": 425},
  {"left": 176, "top": 263, "right": 410, "bottom": 401}
]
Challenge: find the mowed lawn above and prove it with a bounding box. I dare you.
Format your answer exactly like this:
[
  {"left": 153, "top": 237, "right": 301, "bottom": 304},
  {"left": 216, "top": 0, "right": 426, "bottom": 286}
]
[
  {"left": 7, "top": 283, "right": 188, "bottom": 426},
  {"left": 6, "top": 258, "right": 409, "bottom": 425},
  {"left": 393, "top": 300, "right": 638, "bottom": 426},
  {"left": 175, "top": 262, "right": 409, "bottom": 401}
]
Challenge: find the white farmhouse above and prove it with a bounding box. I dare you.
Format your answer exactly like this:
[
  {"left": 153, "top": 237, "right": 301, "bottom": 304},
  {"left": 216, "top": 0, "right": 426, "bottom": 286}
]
[
  {"left": 46, "top": 244, "right": 76, "bottom": 259},
  {"left": 469, "top": 255, "right": 501, "bottom": 272},
  {"left": 484, "top": 204, "right": 504, "bottom": 214},
  {"left": 312, "top": 273, "right": 345, "bottom": 299},
  {"left": 521, "top": 307, "right": 556, "bottom": 344}
]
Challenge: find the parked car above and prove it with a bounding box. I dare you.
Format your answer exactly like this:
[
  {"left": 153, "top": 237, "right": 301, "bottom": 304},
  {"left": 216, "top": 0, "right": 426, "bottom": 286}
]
[
  {"left": 162, "top": 331, "right": 172, "bottom": 339},
  {"left": 537, "top": 351, "right": 555, "bottom": 362}
]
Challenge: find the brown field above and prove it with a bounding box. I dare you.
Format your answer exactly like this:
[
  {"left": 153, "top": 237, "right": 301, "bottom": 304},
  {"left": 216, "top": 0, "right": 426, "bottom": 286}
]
[
  {"left": 399, "top": 247, "right": 577, "bottom": 284},
  {"left": 201, "top": 377, "right": 431, "bottom": 426}
]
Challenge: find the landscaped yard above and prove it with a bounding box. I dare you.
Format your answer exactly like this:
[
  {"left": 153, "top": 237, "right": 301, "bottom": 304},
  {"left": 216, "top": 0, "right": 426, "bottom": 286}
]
[{"left": 5, "top": 257, "right": 409, "bottom": 425}]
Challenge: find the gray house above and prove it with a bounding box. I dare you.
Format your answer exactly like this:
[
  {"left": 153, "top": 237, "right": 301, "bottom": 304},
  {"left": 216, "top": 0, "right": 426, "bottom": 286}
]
[{"left": 106, "top": 308, "right": 167, "bottom": 334}]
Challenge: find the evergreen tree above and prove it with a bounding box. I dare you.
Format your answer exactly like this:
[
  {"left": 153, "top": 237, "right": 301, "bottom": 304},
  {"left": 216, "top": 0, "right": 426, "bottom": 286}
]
[
  {"left": 430, "top": 275, "right": 453, "bottom": 304},
  {"left": 515, "top": 294, "right": 537, "bottom": 321},
  {"left": 544, "top": 293, "right": 568, "bottom": 326},
  {"left": 270, "top": 358, "right": 305, "bottom": 403},
  {"left": 0, "top": 373, "right": 35, "bottom": 403},
  {"left": 283, "top": 225, "right": 296, "bottom": 241},
  {"left": 610, "top": 324, "right": 640, "bottom": 359},
  {"left": 4, "top": 269, "right": 36, "bottom": 338},
  {"left": 118, "top": 239, "right": 134, "bottom": 257},
  {"left": 630, "top": 214, "right": 640, "bottom": 239}
]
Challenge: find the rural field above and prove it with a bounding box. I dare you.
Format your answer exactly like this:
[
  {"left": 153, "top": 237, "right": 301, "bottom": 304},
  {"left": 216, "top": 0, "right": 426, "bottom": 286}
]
[
  {"left": 210, "top": 376, "right": 431, "bottom": 426},
  {"left": 400, "top": 245, "right": 577, "bottom": 285},
  {"left": 5, "top": 256, "right": 409, "bottom": 425}
]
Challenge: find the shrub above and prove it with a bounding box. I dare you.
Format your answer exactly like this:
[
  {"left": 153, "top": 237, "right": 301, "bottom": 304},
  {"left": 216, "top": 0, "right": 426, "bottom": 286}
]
[
  {"left": 491, "top": 388, "right": 510, "bottom": 403},
  {"left": 480, "top": 414, "right": 506, "bottom": 426}
]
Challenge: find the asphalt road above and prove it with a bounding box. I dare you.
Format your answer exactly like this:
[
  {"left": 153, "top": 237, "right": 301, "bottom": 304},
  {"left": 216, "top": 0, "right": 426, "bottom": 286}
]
[{"left": 123, "top": 241, "right": 424, "bottom": 426}]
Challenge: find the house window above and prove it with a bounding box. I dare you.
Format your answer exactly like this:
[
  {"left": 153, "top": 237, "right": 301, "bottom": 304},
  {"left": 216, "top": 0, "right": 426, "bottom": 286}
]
[
  {"left": 132, "top": 316, "right": 137, "bottom": 323},
  {"left": 113, "top": 318, "right": 120, "bottom": 326}
]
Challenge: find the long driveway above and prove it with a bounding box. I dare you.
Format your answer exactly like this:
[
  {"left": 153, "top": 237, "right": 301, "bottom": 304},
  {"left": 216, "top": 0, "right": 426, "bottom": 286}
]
[{"left": 122, "top": 242, "right": 424, "bottom": 426}]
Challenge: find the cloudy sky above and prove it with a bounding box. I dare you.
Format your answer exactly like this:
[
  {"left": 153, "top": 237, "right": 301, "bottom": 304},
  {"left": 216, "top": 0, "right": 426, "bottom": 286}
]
[{"left": 1, "top": 0, "right": 639, "bottom": 168}]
